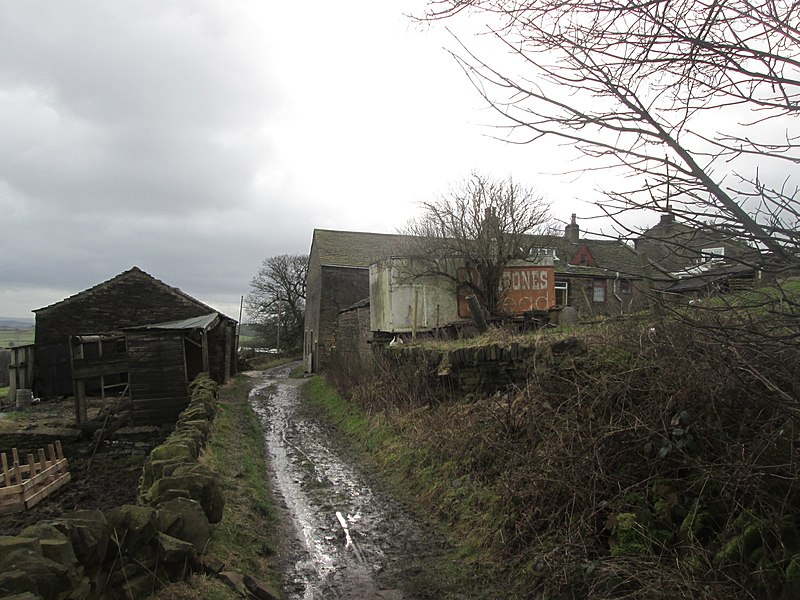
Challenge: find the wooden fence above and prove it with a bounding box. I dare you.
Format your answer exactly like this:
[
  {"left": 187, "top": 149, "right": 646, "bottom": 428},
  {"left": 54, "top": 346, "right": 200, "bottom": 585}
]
[{"left": 0, "top": 440, "right": 71, "bottom": 514}]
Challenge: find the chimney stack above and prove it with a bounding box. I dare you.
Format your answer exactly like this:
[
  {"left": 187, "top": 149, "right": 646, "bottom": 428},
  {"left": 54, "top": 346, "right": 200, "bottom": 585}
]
[
  {"left": 565, "top": 213, "right": 580, "bottom": 243},
  {"left": 659, "top": 213, "right": 675, "bottom": 226}
]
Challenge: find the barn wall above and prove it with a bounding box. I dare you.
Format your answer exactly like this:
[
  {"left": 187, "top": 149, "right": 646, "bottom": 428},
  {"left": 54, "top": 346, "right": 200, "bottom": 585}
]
[
  {"left": 303, "top": 247, "right": 323, "bottom": 373},
  {"left": 333, "top": 305, "right": 374, "bottom": 374},
  {"left": 317, "top": 266, "right": 370, "bottom": 370},
  {"left": 33, "top": 341, "right": 72, "bottom": 400},
  {"left": 127, "top": 332, "right": 188, "bottom": 425},
  {"left": 207, "top": 321, "right": 234, "bottom": 383}
]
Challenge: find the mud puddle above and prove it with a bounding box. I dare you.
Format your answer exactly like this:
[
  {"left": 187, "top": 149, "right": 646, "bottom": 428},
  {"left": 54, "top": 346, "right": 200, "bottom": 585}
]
[{"left": 249, "top": 363, "right": 456, "bottom": 600}]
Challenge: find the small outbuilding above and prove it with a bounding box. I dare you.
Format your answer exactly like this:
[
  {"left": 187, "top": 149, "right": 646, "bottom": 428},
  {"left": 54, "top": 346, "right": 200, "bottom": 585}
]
[{"left": 33, "top": 267, "right": 237, "bottom": 424}]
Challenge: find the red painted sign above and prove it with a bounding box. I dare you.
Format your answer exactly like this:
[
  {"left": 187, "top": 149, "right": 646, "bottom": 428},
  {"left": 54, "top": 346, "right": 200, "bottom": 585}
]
[{"left": 457, "top": 265, "right": 556, "bottom": 317}]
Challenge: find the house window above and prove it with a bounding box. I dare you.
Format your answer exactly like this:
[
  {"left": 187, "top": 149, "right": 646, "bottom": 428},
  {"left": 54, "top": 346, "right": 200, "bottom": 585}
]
[
  {"left": 700, "top": 247, "right": 725, "bottom": 263},
  {"left": 619, "top": 279, "right": 632, "bottom": 294},
  {"left": 531, "top": 247, "right": 558, "bottom": 260},
  {"left": 593, "top": 279, "right": 606, "bottom": 302},
  {"left": 555, "top": 280, "right": 568, "bottom": 306}
]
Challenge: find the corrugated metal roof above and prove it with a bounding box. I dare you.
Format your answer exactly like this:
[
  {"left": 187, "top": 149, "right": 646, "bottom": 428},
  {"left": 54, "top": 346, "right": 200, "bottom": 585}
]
[
  {"left": 124, "top": 312, "right": 220, "bottom": 331},
  {"left": 664, "top": 264, "right": 755, "bottom": 293}
]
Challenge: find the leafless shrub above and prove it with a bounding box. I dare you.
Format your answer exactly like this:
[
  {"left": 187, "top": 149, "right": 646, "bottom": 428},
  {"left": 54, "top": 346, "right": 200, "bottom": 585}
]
[{"left": 328, "top": 280, "right": 800, "bottom": 598}]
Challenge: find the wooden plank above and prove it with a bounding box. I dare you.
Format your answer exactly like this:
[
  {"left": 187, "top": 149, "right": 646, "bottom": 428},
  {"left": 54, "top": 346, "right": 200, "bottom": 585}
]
[
  {"left": 21, "top": 459, "right": 68, "bottom": 492},
  {"left": 0, "top": 501, "right": 25, "bottom": 515},
  {"left": 25, "top": 472, "right": 71, "bottom": 510},
  {"left": 0, "top": 482, "right": 24, "bottom": 497},
  {"left": 1, "top": 453, "right": 10, "bottom": 487},
  {"left": 72, "top": 360, "right": 129, "bottom": 379},
  {"left": 12, "top": 461, "right": 22, "bottom": 490}
]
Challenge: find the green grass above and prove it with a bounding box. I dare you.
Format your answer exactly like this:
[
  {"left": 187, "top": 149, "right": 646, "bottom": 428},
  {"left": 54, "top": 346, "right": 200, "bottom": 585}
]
[
  {"left": 205, "top": 376, "right": 279, "bottom": 582},
  {"left": 0, "top": 328, "right": 34, "bottom": 348},
  {"left": 153, "top": 374, "right": 279, "bottom": 600}
]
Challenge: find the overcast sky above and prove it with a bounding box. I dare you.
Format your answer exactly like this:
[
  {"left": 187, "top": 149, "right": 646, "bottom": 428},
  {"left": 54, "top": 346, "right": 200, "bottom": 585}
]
[{"left": 0, "top": 0, "right": 613, "bottom": 320}]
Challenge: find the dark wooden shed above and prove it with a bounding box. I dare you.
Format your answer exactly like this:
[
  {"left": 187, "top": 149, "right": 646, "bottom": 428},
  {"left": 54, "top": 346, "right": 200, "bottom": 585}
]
[
  {"left": 34, "top": 267, "right": 237, "bottom": 401},
  {"left": 124, "top": 313, "right": 226, "bottom": 425}
]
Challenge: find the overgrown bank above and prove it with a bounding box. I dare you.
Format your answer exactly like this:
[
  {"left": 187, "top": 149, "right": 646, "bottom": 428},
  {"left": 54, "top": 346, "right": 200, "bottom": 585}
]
[{"left": 321, "top": 288, "right": 800, "bottom": 599}]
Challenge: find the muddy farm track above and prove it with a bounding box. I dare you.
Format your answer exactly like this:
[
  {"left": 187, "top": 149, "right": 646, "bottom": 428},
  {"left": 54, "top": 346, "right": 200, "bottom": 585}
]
[{"left": 250, "top": 363, "right": 470, "bottom": 600}]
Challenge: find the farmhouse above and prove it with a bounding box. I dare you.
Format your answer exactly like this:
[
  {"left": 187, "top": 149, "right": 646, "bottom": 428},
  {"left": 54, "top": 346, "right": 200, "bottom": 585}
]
[
  {"left": 635, "top": 213, "right": 762, "bottom": 296},
  {"left": 33, "top": 267, "right": 237, "bottom": 424},
  {"left": 303, "top": 218, "right": 645, "bottom": 373}
]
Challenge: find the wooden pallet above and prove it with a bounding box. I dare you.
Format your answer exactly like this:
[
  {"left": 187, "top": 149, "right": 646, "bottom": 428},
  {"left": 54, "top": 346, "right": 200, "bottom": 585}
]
[{"left": 0, "top": 441, "right": 71, "bottom": 515}]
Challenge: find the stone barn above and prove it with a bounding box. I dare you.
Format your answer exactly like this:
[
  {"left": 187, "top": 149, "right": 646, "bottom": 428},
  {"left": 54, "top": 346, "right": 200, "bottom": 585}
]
[
  {"left": 303, "top": 229, "right": 411, "bottom": 373},
  {"left": 33, "top": 267, "right": 237, "bottom": 409}
]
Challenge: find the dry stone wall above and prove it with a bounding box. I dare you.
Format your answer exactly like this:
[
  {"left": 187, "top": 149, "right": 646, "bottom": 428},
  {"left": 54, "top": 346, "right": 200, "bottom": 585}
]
[{"left": 0, "top": 373, "right": 224, "bottom": 600}]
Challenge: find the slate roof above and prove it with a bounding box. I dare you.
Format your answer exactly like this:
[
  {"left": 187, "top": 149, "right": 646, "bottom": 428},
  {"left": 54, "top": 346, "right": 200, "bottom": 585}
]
[
  {"left": 310, "top": 229, "right": 642, "bottom": 277},
  {"left": 311, "top": 229, "right": 414, "bottom": 268},
  {"left": 34, "top": 266, "right": 233, "bottom": 320},
  {"left": 530, "top": 234, "right": 641, "bottom": 277}
]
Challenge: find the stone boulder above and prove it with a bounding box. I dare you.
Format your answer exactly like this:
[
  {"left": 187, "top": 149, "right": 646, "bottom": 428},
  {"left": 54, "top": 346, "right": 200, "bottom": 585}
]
[
  {"left": 51, "top": 510, "right": 111, "bottom": 575},
  {"left": 0, "top": 548, "right": 72, "bottom": 600},
  {"left": 156, "top": 497, "right": 211, "bottom": 554},
  {"left": 105, "top": 505, "right": 159, "bottom": 560},
  {"left": 18, "top": 523, "right": 78, "bottom": 568},
  {"left": 145, "top": 463, "right": 224, "bottom": 523}
]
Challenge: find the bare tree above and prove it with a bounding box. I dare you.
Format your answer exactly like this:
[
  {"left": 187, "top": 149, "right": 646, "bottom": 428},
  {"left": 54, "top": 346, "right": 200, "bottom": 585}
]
[
  {"left": 403, "top": 172, "right": 551, "bottom": 315},
  {"left": 422, "top": 0, "right": 800, "bottom": 269},
  {"left": 245, "top": 254, "right": 307, "bottom": 352}
]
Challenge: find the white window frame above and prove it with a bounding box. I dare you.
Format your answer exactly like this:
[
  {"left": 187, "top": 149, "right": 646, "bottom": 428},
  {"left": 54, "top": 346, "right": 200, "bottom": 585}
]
[
  {"left": 700, "top": 247, "right": 725, "bottom": 263},
  {"left": 555, "top": 280, "right": 569, "bottom": 306}
]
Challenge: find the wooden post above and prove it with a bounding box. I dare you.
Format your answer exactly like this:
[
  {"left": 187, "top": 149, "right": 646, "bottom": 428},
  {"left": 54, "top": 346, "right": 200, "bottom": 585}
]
[
  {"left": 75, "top": 379, "right": 87, "bottom": 424},
  {"left": 201, "top": 331, "right": 210, "bottom": 373},
  {"left": 1, "top": 453, "right": 10, "bottom": 487},
  {"left": 69, "top": 338, "right": 88, "bottom": 423},
  {"left": 98, "top": 340, "right": 106, "bottom": 400},
  {"left": 7, "top": 347, "right": 17, "bottom": 405},
  {"left": 412, "top": 288, "right": 419, "bottom": 342},
  {"left": 12, "top": 460, "right": 21, "bottom": 487}
]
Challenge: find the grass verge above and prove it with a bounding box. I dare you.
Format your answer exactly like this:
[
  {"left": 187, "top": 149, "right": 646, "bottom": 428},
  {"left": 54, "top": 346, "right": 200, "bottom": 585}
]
[
  {"left": 302, "top": 375, "right": 500, "bottom": 598},
  {"left": 152, "top": 374, "right": 279, "bottom": 599}
]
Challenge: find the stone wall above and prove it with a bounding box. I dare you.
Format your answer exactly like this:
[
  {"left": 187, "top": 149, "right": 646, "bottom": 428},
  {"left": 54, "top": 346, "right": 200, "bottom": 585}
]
[
  {"left": 333, "top": 302, "right": 374, "bottom": 375},
  {"left": 0, "top": 373, "right": 226, "bottom": 600},
  {"left": 317, "top": 266, "right": 370, "bottom": 371},
  {"left": 379, "top": 336, "right": 588, "bottom": 396}
]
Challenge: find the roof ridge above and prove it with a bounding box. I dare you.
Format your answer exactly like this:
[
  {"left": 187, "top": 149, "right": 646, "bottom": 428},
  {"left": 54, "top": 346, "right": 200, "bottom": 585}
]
[{"left": 34, "top": 266, "right": 229, "bottom": 319}]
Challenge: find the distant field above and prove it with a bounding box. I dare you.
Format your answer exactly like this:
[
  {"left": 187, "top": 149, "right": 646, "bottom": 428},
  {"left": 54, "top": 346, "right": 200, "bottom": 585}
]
[{"left": 0, "top": 328, "right": 34, "bottom": 348}]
